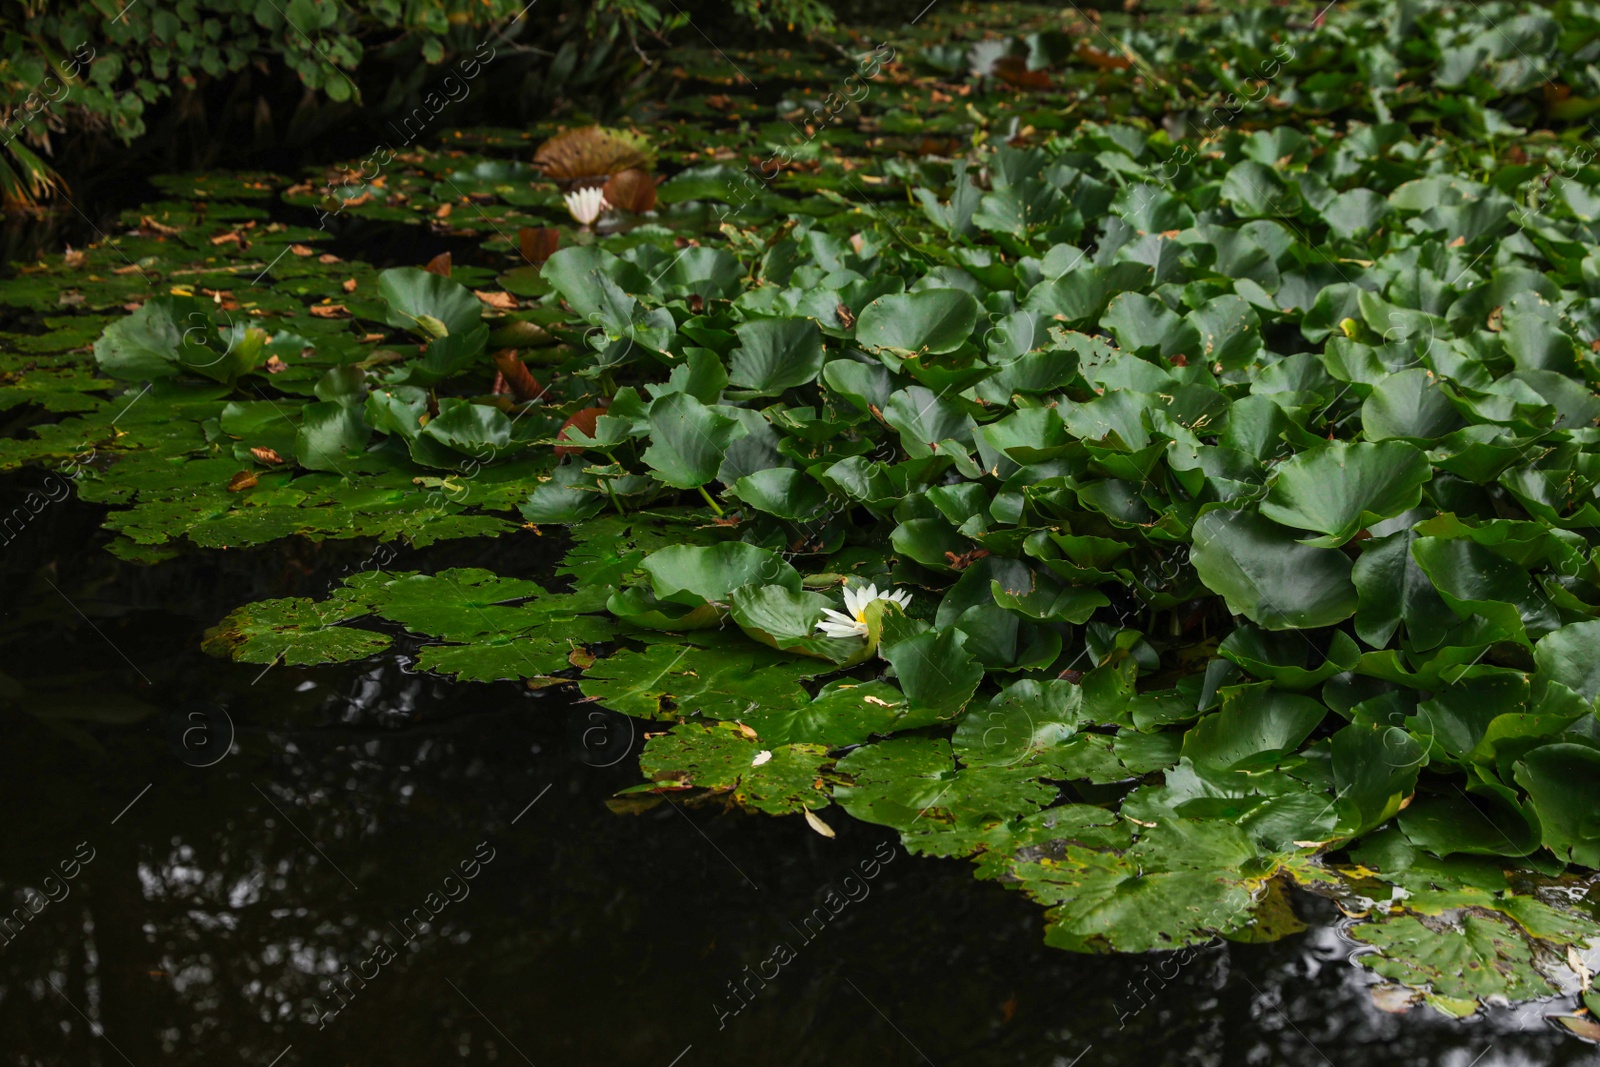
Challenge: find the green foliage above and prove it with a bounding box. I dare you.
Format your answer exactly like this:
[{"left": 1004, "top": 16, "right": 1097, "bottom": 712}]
[{"left": 11, "top": 0, "right": 1600, "bottom": 1023}]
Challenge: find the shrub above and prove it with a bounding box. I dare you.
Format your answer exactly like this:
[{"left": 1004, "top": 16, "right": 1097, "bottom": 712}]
[{"left": 0, "top": 0, "right": 836, "bottom": 209}]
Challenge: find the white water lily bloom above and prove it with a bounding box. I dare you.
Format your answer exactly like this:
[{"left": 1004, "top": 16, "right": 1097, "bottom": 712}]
[
  {"left": 562, "top": 186, "right": 610, "bottom": 225},
  {"left": 751, "top": 750, "right": 773, "bottom": 767},
  {"left": 814, "top": 582, "right": 912, "bottom": 639}
]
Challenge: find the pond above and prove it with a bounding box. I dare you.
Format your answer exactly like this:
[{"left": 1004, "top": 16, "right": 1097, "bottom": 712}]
[
  {"left": 6, "top": 1, "right": 1600, "bottom": 1063},
  {"left": 0, "top": 494, "right": 1587, "bottom": 1066}
]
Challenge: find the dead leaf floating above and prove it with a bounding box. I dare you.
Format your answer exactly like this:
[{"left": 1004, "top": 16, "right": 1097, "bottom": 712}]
[
  {"left": 555, "top": 406, "right": 607, "bottom": 456},
  {"left": 492, "top": 349, "right": 544, "bottom": 401},
  {"left": 603, "top": 168, "right": 658, "bottom": 214},
  {"left": 518, "top": 226, "right": 560, "bottom": 264},
  {"left": 532, "top": 126, "right": 654, "bottom": 186},
  {"left": 803, "top": 809, "right": 836, "bottom": 838}
]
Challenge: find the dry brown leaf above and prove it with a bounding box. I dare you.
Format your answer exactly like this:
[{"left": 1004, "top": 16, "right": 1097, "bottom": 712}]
[
  {"left": 226, "top": 470, "right": 258, "bottom": 492},
  {"left": 434, "top": 203, "right": 453, "bottom": 219},
  {"left": 603, "top": 168, "right": 658, "bottom": 213},
  {"left": 1075, "top": 42, "right": 1133, "bottom": 70},
  {"left": 555, "top": 407, "right": 606, "bottom": 456},
  {"left": 317, "top": 252, "right": 342, "bottom": 264},
  {"left": 425, "top": 252, "right": 452, "bottom": 277},
  {"left": 533, "top": 126, "right": 653, "bottom": 184},
  {"left": 994, "top": 55, "right": 1053, "bottom": 90},
  {"left": 492, "top": 349, "right": 544, "bottom": 401},
  {"left": 263, "top": 356, "right": 288, "bottom": 374},
  {"left": 308, "top": 304, "right": 349, "bottom": 318},
  {"left": 341, "top": 278, "right": 357, "bottom": 294},
  {"left": 475, "top": 289, "right": 518, "bottom": 310},
  {"left": 518, "top": 226, "right": 560, "bottom": 264},
  {"left": 250, "top": 447, "right": 285, "bottom": 465},
  {"left": 290, "top": 244, "right": 316, "bottom": 257}
]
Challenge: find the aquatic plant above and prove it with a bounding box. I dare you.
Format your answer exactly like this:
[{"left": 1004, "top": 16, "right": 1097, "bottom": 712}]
[{"left": 5, "top": 0, "right": 1600, "bottom": 1028}]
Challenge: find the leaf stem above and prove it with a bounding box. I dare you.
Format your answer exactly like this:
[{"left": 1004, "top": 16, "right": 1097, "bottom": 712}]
[
  {"left": 697, "top": 484, "right": 724, "bottom": 516},
  {"left": 603, "top": 478, "right": 627, "bottom": 516}
]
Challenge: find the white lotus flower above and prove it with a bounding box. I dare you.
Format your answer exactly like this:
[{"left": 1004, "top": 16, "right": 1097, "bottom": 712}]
[
  {"left": 563, "top": 186, "right": 610, "bottom": 226},
  {"left": 815, "top": 582, "right": 912, "bottom": 639},
  {"left": 751, "top": 750, "right": 773, "bottom": 767}
]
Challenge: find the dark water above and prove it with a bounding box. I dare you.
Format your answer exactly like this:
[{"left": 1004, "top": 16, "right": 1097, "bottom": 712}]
[{"left": 1, "top": 484, "right": 1596, "bottom": 1067}]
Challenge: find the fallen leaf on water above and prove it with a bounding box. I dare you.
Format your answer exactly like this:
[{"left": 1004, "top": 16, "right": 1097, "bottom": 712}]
[
  {"left": 227, "top": 471, "right": 258, "bottom": 492},
  {"left": 476, "top": 289, "right": 518, "bottom": 310},
  {"left": 264, "top": 356, "right": 287, "bottom": 374},
  {"left": 1552, "top": 1013, "right": 1600, "bottom": 1042},
  {"left": 492, "top": 349, "right": 543, "bottom": 401},
  {"left": 250, "top": 447, "right": 284, "bottom": 465},
  {"left": 425, "top": 252, "right": 452, "bottom": 277},
  {"left": 309, "top": 304, "right": 349, "bottom": 318},
  {"left": 341, "top": 278, "right": 357, "bottom": 293},
  {"left": 1371, "top": 984, "right": 1417, "bottom": 1014},
  {"left": 555, "top": 406, "right": 607, "bottom": 455},
  {"left": 1075, "top": 42, "right": 1133, "bottom": 70},
  {"left": 604, "top": 168, "right": 658, "bottom": 213},
  {"left": 290, "top": 244, "right": 316, "bottom": 257},
  {"left": 994, "top": 55, "right": 1052, "bottom": 90},
  {"left": 519, "top": 226, "right": 560, "bottom": 264},
  {"left": 803, "top": 809, "right": 836, "bottom": 838}
]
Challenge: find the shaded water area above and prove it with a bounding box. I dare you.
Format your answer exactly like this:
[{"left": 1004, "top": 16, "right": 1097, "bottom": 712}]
[{"left": 0, "top": 483, "right": 1592, "bottom": 1067}]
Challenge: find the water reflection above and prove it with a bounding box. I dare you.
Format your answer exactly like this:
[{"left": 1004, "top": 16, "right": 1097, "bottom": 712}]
[{"left": 0, "top": 492, "right": 1593, "bottom": 1066}]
